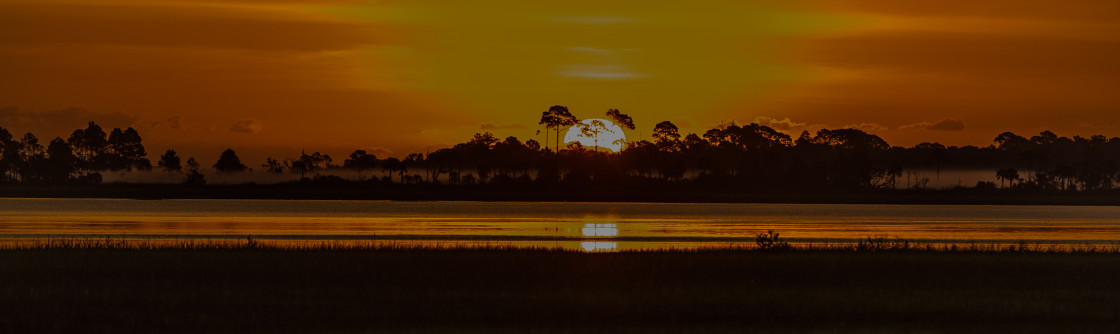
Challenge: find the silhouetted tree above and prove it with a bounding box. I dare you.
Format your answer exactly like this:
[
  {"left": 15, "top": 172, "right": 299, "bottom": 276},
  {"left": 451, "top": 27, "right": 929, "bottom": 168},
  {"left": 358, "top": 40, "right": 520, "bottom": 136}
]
[
  {"left": 525, "top": 139, "right": 541, "bottom": 151},
  {"left": 1030, "top": 131, "right": 1059, "bottom": 145},
  {"left": 579, "top": 119, "right": 606, "bottom": 152},
  {"left": 404, "top": 153, "right": 424, "bottom": 183},
  {"left": 382, "top": 157, "right": 401, "bottom": 182},
  {"left": 287, "top": 151, "right": 330, "bottom": 179},
  {"left": 703, "top": 123, "right": 791, "bottom": 150},
  {"left": 19, "top": 133, "right": 43, "bottom": 161},
  {"left": 913, "top": 142, "right": 949, "bottom": 180},
  {"left": 43, "top": 138, "right": 75, "bottom": 183},
  {"left": 158, "top": 149, "right": 182, "bottom": 174},
  {"left": 538, "top": 105, "right": 578, "bottom": 152},
  {"left": 994, "top": 132, "right": 1029, "bottom": 151},
  {"left": 652, "top": 121, "right": 680, "bottom": 151},
  {"left": 426, "top": 149, "right": 454, "bottom": 183},
  {"left": 16, "top": 114, "right": 1120, "bottom": 194},
  {"left": 185, "top": 157, "right": 205, "bottom": 185},
  {"left": 106, "top": 127, "right": 151, "bottom": 171},
  {"left": 16, "top": 133, "right": 45, "bottom": 182},
  {"left": 996, "top": 168, "right": 1019, "bottom": 188},
  {"left": 811, "top": 128, "right": 890, "bottom": 151},
  {"left": 605, "top": 109, "right": 635, "bottom": 130},
  {"left": 262, "top": 157, "right": 284, "bottom": 174},
  {"left": 343, "top": 150, "right": 378, "bottom": 181},
  {"left": 0, "top": 126, "right": 19, "bottom": 181},
  {"left": 1075, "top": 152, "right": 1117, "bottom": 191},
  {"left": 67, "top": 121, "right": 109, "bottom": 171},
  {"left": 213, "top": 149, "right": 248, "bottom": 174}
]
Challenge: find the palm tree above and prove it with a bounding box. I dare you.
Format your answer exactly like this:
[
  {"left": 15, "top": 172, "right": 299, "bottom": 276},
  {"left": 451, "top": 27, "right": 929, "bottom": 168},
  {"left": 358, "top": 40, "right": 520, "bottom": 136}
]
[
  {"left": 996, "top": 168, "right": 1019, "bottom": 188},
  {"left": 382, "top": 157, "right": 401, "bottom": 182}
]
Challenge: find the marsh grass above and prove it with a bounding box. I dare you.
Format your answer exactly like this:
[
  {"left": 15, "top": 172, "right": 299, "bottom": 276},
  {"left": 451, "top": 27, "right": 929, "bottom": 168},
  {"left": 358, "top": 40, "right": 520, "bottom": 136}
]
[
  {"left": 5, "top": 236, "right": 1119, "bottom": 255},
  {"left": 5, "top": 238, "right": 1120, "bottom": 333}
]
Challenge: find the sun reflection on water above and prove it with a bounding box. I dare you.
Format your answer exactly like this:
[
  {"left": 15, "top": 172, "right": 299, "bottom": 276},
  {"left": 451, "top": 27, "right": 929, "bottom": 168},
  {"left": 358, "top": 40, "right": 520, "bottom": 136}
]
[
  {"left": 580, "top": 223, "right": 619, "bottom": 252},
  {"left": 582, "top": 223, "right": 618, "bottom": 237},
  {"left": 580, "top": 241, "right": 618, "bottom": 252}
]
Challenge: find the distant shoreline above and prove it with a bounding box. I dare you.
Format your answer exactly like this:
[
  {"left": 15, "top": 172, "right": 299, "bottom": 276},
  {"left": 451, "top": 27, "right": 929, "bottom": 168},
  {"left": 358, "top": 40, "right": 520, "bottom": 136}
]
[{"left": 3, "top": 183, "right": 1120, "bottom": 206}]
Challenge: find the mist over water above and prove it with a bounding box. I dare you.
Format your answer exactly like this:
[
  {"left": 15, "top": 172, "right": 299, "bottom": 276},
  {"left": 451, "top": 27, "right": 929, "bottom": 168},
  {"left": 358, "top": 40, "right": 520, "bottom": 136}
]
[
  {"left": 103, "top": 168, "right": 1002, "bottom": 189},
  {"left": 2, "top": 199, "right": 1119, "bottom": 251},
  {"left": 891, "top": 169, "right": 999, "bottom": 189}
]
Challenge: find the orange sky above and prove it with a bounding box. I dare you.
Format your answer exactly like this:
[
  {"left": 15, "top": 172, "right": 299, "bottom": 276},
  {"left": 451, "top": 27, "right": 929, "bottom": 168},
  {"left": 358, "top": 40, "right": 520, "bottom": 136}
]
[{"left": 1, "top": 0, "right": 1118, "bottom": 163}]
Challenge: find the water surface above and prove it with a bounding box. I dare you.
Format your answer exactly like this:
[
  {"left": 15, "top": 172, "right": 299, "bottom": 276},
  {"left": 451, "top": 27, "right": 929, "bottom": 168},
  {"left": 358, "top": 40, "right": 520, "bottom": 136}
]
[{"left": 3, "top": 198, "right": 1120, "bottom": 251}]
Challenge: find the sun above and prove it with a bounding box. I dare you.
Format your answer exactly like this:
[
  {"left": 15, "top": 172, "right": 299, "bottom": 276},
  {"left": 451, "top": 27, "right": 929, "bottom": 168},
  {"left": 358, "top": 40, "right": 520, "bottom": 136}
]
[{"left": 563, "top": 119, "right": 627, "bottom": 152}]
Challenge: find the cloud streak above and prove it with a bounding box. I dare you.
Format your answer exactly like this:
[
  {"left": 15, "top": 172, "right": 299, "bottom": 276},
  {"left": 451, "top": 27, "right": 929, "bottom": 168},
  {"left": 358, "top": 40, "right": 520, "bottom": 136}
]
[
  {"left": 479, "top": 122, "right": 526, "bottom": 130},
  {"left": 900, "top": 118, "right": 966, "bottom": 131},
  {"left": 229, "top": 119, "right": 263, "bottom": 134},
  {"left": 0, "top": 106, "right": 137, "bottom": 136},
  {"left": 557, "top": 65, "right": 647, "bottom": 80}
]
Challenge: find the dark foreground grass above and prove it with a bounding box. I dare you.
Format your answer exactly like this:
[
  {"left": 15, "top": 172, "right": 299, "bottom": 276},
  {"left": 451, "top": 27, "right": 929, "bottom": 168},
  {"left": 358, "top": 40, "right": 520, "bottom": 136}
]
[{"left": 4, "top": 245, "right": 1120, "bottom": 333}]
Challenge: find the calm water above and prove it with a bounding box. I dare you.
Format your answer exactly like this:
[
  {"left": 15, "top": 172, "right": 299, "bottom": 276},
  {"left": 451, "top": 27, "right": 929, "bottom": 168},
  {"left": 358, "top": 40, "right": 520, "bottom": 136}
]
[{"left": 3, "top": 198, "right": 1120, "bottom": 251}]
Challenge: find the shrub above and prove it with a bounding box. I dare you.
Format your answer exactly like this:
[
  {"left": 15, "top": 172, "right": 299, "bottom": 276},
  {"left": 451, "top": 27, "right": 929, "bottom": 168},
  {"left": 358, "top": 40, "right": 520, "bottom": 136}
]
[{"left": 755, "top": 230, "right": 791, "bottom": 251}]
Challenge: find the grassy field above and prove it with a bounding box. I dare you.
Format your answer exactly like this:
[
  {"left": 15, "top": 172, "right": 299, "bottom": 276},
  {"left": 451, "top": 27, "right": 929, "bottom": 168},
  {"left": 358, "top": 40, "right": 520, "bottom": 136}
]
[{"left": 4, "top": 245, "right": 1120, "bottom": 333}]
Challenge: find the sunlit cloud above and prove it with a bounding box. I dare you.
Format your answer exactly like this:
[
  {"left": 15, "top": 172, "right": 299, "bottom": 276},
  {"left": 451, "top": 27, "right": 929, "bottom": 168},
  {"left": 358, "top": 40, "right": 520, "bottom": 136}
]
[{"left": 900, "top": 118, "right": 966, "bottom": 131}]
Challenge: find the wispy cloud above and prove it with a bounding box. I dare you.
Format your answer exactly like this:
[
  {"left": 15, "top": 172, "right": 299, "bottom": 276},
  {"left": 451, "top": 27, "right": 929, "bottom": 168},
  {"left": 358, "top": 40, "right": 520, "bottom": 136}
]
[
  {"left": 845, "top": 122, "right": 889, "bottom": 132},
  {"left": 753, "top": 116, "right": 825, "bottom": 133},
  {"left": 557, "top": 65, "right": 647, "bottom": 80},
  {"left": 0, "top": 106, "right": 137, "bottom": 136},
  {"left": 565, "top": 46, "right": 616, "bottom": 55},
  {"left": 554, "top": 16, "right": 641, "bottom": 25},
  {"left": 900, "top": 118, "right": 966, "bottom": 131},
  {"left": 229, "top": 118, "right": 263, "bottom": 134},
  {"left": 479, "top": 122, "right": 525, "bottom": 130}
]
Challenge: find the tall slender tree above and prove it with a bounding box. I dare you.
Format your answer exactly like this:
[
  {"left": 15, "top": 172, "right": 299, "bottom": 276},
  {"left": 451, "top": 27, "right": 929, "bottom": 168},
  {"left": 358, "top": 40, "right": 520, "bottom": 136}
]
[{"left": 538, "top": 105, "right": 578, "bottom": 152}]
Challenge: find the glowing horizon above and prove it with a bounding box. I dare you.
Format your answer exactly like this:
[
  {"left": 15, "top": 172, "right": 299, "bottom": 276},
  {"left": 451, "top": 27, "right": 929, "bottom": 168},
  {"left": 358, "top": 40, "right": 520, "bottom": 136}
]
[{"left": 1, "top": 0, "right": 1118, "bottom": 164}]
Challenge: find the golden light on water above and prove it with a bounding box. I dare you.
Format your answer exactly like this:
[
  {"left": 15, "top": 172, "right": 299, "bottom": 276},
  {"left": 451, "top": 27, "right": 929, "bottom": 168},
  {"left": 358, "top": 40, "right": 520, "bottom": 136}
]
[
  {"left": 580, "top": 223, "right": 620, "bottom": 252},
  {"left": 5, "top": 199, "right": 1120, "bottom": 252}
]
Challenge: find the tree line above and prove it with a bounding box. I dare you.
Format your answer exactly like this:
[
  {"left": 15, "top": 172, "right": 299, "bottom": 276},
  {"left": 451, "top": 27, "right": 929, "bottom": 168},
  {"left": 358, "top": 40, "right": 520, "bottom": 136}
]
[{"left": 4, "top": 108, "right": 1120, "bottom": 192}]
